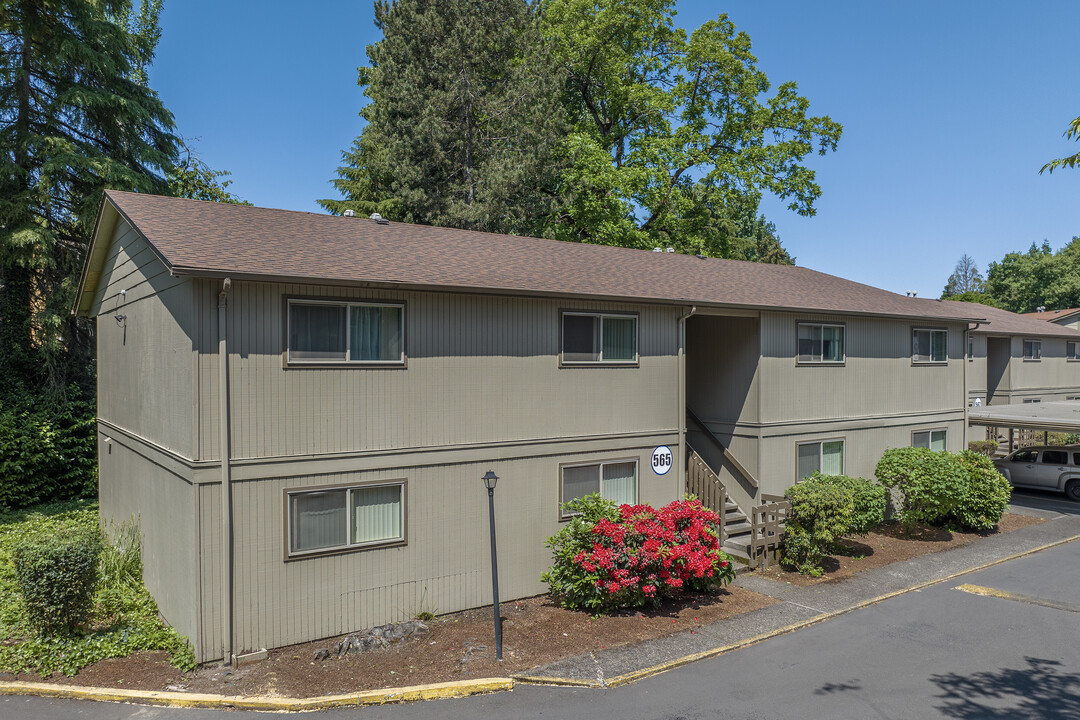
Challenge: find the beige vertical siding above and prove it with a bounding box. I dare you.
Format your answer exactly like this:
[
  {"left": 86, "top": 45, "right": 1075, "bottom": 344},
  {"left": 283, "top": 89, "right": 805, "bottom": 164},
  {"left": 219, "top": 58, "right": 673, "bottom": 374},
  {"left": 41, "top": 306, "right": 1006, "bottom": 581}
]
[
  {"left": 97, "top": 431, "right": 198, "bottom": 649},
  {"left": 1007, "top": 337, "right": 1080, "bottom": 399},
  {"left": 199, "top": 443, "right": 677, "bottom": 659},
  {"left": 685, "top": 314, "right": 760, "bottom": 425},
  {"left": 196, "top": 280, "right": 682, "bottom": 463},
  {"left": 758, "top": 312, "right": 967, "bottom": 423}
]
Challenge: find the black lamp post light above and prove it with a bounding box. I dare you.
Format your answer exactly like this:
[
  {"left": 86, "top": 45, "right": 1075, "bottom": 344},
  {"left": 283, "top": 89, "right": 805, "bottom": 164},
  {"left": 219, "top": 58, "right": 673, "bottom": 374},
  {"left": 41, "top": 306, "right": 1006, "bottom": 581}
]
[{"left": 482, "top": 470, "right": 503, "bottom": 661}]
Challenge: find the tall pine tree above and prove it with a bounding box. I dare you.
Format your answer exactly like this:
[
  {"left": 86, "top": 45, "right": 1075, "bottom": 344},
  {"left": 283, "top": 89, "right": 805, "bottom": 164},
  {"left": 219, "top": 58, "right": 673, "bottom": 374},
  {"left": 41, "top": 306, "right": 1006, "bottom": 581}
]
[
  {"left": 0, "top": 0, "right": 179, "bottom": 399},
  {"left": 321, "top": 0, "right": 565, "bottom": 236}
]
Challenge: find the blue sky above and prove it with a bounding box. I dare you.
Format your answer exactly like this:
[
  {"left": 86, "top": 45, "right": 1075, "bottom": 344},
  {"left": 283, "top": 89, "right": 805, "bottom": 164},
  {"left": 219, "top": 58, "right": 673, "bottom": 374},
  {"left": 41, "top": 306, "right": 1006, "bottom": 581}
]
[{"left": 151, "top": 1, "right": 1080, "bottom": 298}]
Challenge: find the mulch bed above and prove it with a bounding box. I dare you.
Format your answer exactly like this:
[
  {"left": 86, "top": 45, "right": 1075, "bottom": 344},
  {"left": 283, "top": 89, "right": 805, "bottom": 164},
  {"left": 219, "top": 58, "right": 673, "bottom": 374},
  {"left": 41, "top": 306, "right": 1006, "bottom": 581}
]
[
  {"left": 1, "top": 512, "right": 1046, "bottom": 697},
  {"left": 753, "top": 512, "right": 1046, "bottom": 587}
]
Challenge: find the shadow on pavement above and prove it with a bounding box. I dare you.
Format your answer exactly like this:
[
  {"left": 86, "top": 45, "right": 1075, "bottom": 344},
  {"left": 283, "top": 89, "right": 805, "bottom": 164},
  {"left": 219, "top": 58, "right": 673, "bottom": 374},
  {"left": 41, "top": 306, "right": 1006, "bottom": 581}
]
[
  {"left": 931, "top": 656, "right": 1080, "bottom": 720},
  {"left": 1009, "top": 489, "right": 1080, "bottom": 516}
]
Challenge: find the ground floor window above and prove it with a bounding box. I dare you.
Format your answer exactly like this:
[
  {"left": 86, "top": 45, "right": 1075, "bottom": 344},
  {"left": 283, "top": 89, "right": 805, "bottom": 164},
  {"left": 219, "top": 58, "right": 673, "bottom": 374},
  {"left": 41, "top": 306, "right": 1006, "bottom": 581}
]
[
  {"left": 912, "top": 429, "right": 947, "bottom": 451},
  {"left": 288, "top": 482, "right": 405, "bottom": 556},
  {"left": 560, "top": 460, "right": 637, "bottom": 517},
  {"left": 796, "top": 440, "right": 844, "bottom": 480}
]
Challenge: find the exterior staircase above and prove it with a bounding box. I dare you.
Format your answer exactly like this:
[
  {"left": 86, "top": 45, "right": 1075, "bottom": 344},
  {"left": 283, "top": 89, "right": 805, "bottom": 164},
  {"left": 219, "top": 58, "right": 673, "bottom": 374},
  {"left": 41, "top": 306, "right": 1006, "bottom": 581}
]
[{"left": 686, "top": 446, "right": 787, "bottom": 568}]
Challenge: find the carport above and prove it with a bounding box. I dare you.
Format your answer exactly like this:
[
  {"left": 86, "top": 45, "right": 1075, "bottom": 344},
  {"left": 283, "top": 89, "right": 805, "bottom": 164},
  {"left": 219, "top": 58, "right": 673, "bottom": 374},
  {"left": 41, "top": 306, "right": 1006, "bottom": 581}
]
[{"left": 969, "top": 400, "right": 1080, "bottom": 451}]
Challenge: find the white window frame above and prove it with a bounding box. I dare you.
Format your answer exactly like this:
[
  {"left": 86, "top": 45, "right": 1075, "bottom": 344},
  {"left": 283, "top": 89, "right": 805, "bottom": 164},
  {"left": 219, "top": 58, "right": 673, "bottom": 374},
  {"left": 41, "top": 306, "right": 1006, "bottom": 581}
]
[
  {"left": 796, "top": 439, "right": 845, "bottom": 481},
  {"left": 286, "top": 298, "right": 405, "bottom": 365},
  {"left": 912, "top": 428, "right": 948, "bottom": 451},
  {"left": 286, "top": 481, "right": 406, "bottom": 558},
  {"left": 560, "top": 311, "right": 639, "bottom": 365},
  {"left": 1023, "top": 339, "right": 1042, "bottom": 361},
  {"left": 1068, "top": 341, "right": 1080, "bottom": 361},
  {"left": 797, "top": 322, "right": 846, "bottom": 364},
  {"left": 912, "top": 328, "right": 948, "bottom": 364},
  {"left": 559, "top": 459, "right": 638, "bottom": 518}
]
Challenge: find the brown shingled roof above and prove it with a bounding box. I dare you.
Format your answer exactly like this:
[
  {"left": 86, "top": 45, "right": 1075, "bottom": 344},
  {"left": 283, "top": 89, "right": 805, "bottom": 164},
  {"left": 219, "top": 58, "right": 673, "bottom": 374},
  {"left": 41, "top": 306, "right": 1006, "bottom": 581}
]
[
  {"left": 84, "top": 190, "right": 987, "bottom": 323},
  {"left": 940, "top": 301, "right": 1080, "bottom": 338},
  {"left": 1023, "top": 307, "right": 1080, "bottom": 323}
]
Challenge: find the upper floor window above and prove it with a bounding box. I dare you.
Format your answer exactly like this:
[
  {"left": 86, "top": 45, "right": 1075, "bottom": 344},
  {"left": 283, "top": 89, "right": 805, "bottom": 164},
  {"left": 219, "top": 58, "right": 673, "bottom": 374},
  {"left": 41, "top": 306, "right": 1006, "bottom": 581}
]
[
  {"left": 798, "top": 323, "right": 845, "bottom": 363},
  {"left": 1023, "top": 339, "right": 1042, "bottom": 361},
  {"left": 288, "top": 299, "right": 404, "bottom": 364},
  {"left": 561, "top": 312, "right": 637, "bottom": 364},
  {"left": 913, "top": 328, "right": 947, "bottom": 363},
  {"left": 1068, "top": 341, "right": 1080, "bottom": 361}
]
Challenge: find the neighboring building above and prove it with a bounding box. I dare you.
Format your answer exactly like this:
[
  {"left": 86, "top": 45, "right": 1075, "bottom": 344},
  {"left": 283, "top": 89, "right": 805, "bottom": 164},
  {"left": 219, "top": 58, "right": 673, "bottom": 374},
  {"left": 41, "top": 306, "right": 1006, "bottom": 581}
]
[
  {"left": 1023, "top": 307, "right": 1080, "bottom": 331},
  {"left": 943, "top": 302, "right": 1080, "bottom": 443},
  {"left": 75, "top": 191, "right": 1007, "bottom": 663}
]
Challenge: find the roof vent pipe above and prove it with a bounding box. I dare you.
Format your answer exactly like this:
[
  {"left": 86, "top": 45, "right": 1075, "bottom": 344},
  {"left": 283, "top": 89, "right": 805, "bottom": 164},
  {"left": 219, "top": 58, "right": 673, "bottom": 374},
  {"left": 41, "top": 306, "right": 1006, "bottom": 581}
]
[
  {"left": 369, "top": 212, "right": 390, "bottom": 225},
  {"left": 653, "top": 248, "right": 662, "bottom": 253},
  {"left": 666, "top": 248, "right": 675, "bottom": 253},
  {"left": 342, "top": 209, "right": 356, "bottom": 217}
]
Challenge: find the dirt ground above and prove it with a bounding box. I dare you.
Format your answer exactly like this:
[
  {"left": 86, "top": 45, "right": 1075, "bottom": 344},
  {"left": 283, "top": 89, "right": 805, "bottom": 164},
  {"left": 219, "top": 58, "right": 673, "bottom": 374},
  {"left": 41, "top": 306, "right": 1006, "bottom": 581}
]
[
  {"left": 756, "top": 512, "right": 1046, "bottom": 587},
  {"left": 4, "top": 512, "right": 1045, "bottom": 697}
]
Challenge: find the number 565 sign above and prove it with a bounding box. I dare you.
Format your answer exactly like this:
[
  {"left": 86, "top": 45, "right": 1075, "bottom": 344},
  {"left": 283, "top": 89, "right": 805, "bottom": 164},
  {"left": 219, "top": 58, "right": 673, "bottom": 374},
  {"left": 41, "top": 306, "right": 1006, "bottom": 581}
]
[{"left": 651, "top": 446, "right": 673, "bottom": 475}]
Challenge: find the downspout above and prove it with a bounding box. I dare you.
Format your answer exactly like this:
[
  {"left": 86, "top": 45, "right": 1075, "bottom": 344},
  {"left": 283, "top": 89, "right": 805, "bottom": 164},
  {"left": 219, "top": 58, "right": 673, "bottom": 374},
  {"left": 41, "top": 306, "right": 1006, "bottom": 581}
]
[
  {"left": 218, "top": 278, "right": 233, "bottom": 665},
  {"left": 677, "top": 306, "right": 697, "bottom": 491}
]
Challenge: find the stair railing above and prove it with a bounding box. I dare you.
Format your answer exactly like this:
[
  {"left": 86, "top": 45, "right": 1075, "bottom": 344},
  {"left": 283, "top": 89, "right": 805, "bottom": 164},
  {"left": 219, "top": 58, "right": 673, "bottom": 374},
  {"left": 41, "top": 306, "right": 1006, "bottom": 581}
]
[
  {"left": 686, "top": 446, "right": 727, "bottom": 545},
  {"left": 748, "top": 494, "right": 790, "bottom": 569}
]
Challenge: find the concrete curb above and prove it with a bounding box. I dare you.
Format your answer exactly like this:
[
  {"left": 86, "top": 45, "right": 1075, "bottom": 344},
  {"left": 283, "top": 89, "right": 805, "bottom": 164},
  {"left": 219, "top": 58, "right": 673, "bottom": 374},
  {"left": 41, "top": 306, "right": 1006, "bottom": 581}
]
[
  {"left": 3, "top": 532, "right": 1077, "bottom": 710},
  {"left": 0, "top": 677, "right": 515, "bottom": 711},
  {"left": 513, "top": 532, "right": 1080, "bottom": 689}
]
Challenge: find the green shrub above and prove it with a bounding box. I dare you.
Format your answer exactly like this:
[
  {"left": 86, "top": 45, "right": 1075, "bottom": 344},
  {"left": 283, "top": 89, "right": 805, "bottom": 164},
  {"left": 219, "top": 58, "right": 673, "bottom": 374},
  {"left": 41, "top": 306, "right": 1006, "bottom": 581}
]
[
  {"left": 950, "top": 451, "right": 1011, "bottom": 532},
  {"left": 967, "top": 440, "right": 999, "bottom": 457},
  {"left": 804, "top": 473, "right": 888, "bottom": 535},
  {"left": 1048, "top": 432, "right": 1079, "bottom": 446},
  {"left": 12, "top": 526, "right": 103, "bottom": 635},
  {"left": 875, "top": 447, "right": 966, "bottom": 529},
  {"left": 0, "top": 394, "right": 97, "bottom": 511},
  {"left": 780, "top": 482, "right": 854, "bottom": 576},
  {"left": 542, "top": 495, "right": 735, "bottom": 612}
]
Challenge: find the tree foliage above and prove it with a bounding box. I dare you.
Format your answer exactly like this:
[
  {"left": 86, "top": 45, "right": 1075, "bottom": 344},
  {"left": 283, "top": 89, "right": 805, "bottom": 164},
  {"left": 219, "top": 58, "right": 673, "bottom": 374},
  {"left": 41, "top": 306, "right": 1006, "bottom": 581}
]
[
  {"left": 326, "top": 0, "right": 839, "bottom": 261},
  {"left": 320, "top": 0, "right": 565, "bottom": 235},
  {"left": 941, "top": 253, "right": 985, "bottom": 297},
  {"left": 984, "top": 238, "right": 1080, "bottom": 313},
  {"left": 167, "top": 142, "right": 251, "bottom": 205},
  {"left": 539, "top": 0, "right": 841, "bottom": 254},
  {"left": 1040, "top": 115, "right": 1080, "bottom": 175}
]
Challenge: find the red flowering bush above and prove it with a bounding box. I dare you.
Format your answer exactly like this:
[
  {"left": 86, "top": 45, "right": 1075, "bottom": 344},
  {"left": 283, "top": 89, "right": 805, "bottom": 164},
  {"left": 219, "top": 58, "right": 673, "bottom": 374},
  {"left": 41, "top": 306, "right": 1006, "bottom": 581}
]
[{"left": 542, "top": 494, "right": 737, "bottom": 612}]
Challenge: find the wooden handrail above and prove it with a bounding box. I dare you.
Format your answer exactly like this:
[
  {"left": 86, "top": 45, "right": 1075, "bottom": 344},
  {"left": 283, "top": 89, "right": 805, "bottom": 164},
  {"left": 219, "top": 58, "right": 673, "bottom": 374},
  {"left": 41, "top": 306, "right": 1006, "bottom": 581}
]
[{"left": 686, "top": 408, "right": 759, "bottom": 489}]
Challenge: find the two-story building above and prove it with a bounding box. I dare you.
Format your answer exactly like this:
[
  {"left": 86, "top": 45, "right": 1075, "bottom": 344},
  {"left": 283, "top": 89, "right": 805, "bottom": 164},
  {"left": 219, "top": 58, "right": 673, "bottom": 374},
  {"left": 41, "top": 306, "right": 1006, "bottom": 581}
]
[{"left": 76, "top": 191, "right": 1011, "bottom": 663}]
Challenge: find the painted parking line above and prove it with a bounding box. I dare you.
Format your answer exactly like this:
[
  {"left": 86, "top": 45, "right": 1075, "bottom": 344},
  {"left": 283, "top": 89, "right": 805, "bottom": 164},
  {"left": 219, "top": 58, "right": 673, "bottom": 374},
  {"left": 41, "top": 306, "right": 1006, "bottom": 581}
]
[{"left": 954, "top": 584, "right": 1080, "bottom": 614}]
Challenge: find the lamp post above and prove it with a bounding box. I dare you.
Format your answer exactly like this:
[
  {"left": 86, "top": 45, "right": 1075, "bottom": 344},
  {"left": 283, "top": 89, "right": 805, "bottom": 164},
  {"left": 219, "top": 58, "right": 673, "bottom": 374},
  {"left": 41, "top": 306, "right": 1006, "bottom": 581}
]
[{"left": 482, "top": 470, "right": 503, "bottom": 660}]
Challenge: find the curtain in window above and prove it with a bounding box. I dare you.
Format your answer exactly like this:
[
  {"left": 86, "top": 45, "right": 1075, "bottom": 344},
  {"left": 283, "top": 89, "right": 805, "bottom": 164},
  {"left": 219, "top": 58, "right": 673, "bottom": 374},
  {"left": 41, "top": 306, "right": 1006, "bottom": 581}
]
[
  {"left": 797, "top": 443, "right": 820, "bottom": 480},
  {"left": 350, "top": 305, "right": 402, "bottom": 362},
  {"left": 352, "top": 485, "right": 402, "bottom": 544},
  {"left": 822, "top": 326, "right": 844, "bottom": 362},
  {"left": 563, "top": 315, "right": 600, "bottom": 361},
  {"left": 798, "top": 324, "right": 821, "bottom": 362},
  {"left": 930, "top": 431, "right": 946, "bottom": 452},
  {"left": 913, "top": 329, "right": 928, "bottom": 362},
  {"left": 562, "top": 464, "right": 600, "bottom": 505},
  {"left": 290, "top": 304, "right": 346, "bottom": 360},
  {"left": 821, "top": 441, "right": 844, "bottom": 475},
  {"left": 602, "top": 317, "right": 636, "bottom": 361},
  {"left": 291, "top": 490, "right": 347, "bottom": 551},
  {"left": 931, "top": 331, "right": 948, "bottom": 362},
  {"left": 602, "top": 462, "right": 636, "bottom": 505}
]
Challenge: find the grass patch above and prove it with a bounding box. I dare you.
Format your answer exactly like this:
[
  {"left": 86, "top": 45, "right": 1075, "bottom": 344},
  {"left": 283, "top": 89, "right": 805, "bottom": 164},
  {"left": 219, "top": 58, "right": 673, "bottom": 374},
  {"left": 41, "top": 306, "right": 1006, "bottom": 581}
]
[{"left": 0, "top": 500, "right": 196, "bottom": 677}]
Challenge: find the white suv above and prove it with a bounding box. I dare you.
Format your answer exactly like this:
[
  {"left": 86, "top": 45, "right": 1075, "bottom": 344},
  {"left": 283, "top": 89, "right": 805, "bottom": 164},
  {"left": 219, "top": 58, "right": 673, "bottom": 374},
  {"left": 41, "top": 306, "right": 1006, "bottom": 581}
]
[{"left": 994, "top": 446, "right": 1080, "bottom": 501}]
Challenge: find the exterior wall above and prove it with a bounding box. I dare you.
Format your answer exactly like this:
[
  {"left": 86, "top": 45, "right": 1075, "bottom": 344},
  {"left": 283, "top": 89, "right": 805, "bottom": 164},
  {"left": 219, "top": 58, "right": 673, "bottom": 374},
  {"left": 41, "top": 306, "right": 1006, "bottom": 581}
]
[
  {"left": 186, "top": 279, "right": 683, "bottom": 660},
  {"left": 1005, "top": 336, "right": 1080, "bottom": 402},
  {"left": 196, "top": 443, "right": 679, "bottom": 657},
  {"left": 195, "top": 280, "right": 681, "bottom": 463},
  {"left": 95, "top": 220, "right": 197, "bottom": 459},
  {"left": 97, "top": 430, "right": 198, "bottom": 650},
  {"left": 756, "top": 312, "right": 967, "bottom": 494}
]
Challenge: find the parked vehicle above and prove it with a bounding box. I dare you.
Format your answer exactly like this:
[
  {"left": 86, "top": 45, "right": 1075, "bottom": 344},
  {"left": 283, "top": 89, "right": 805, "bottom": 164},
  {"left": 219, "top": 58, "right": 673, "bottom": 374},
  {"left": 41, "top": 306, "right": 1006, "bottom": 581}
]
[{"left": 994, "top": 446, "right": 1080, "bottom": 501}]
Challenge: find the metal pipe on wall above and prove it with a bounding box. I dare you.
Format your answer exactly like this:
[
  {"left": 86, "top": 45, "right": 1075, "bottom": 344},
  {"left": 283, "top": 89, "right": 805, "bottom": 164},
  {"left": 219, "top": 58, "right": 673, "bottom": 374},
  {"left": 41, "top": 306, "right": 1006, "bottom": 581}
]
[
  {"left": 677, "top": 306, "right": 697, "bottom": 491},
  {"left": 218, "top": 277, "right": 233, "bottom": 664}
]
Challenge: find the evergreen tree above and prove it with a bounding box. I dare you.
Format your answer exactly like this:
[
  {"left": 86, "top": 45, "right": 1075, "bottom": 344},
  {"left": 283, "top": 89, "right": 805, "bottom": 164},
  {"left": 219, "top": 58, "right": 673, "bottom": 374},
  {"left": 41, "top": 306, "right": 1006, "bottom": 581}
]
[
  {"left": 321, "top": 0, "right": 565, "bottom": 236},
  {"left": 0, "top": 0, "right": 179, "bottom": 399}
]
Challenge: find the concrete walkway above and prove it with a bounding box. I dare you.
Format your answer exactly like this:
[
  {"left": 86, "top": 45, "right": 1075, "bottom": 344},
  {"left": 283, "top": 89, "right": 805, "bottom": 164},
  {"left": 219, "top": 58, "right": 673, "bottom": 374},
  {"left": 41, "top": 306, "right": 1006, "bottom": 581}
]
[
  {"left": 2, "top": 500, "right": 1078, "bottom": 711},
  {"left": 514, "top": 502, "right": 1080, "bottom": 688}
]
